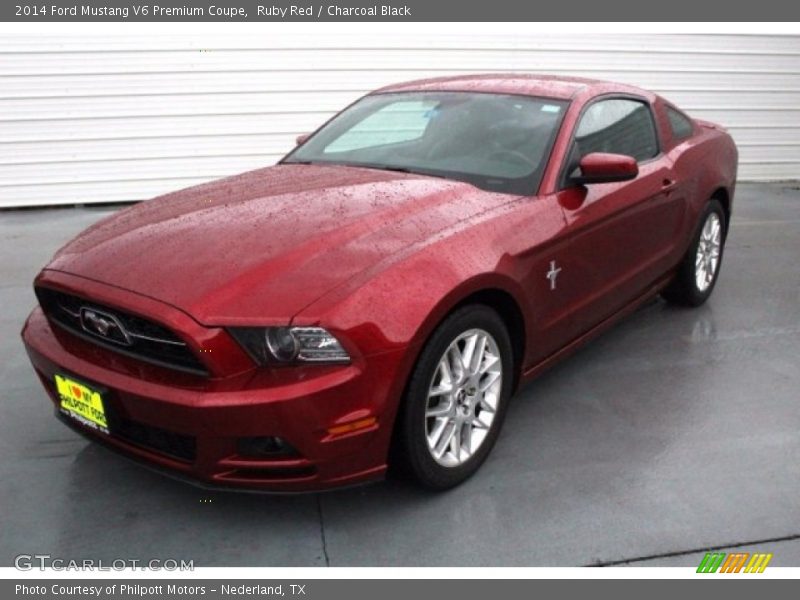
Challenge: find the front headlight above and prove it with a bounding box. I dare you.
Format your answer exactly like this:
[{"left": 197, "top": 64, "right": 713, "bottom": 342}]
[{"left": 229, "top": 326, "right": 350, "bottom": 365}]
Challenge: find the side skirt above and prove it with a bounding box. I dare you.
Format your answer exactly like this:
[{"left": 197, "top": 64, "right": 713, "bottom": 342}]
[{"left": 519, "top": 272, "right": 675, "bottom": 385}]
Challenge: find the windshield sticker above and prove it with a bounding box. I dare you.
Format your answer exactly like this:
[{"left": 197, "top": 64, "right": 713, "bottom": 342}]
[{"left": 541, "top": 105, "right": 561, "bottom": 113}]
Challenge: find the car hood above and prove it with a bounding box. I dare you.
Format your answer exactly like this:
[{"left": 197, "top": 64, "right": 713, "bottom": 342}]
[{"left": 46, "top": 164, "right": 504, "bottom": 324}]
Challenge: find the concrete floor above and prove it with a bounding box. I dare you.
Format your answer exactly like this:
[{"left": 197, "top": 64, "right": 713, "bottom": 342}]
[{"left": 1, "top": 183, "right": 798, "bottom": 567}]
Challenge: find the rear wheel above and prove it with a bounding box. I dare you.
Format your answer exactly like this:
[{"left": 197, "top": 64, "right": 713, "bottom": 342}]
[
  {"left": 663, "top": 198, "right": 727, "bottom": 307},
  {"left": 397, "top": 305, "right": 513, "bottom": 490}
]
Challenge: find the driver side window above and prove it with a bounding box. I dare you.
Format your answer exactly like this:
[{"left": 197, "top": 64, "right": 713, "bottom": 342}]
[
  {"left": 564, "top": 98, "right": 659, "bottom": 183},
  {"left": 574, "top": 98, "right": 659, "bottom": 163}
]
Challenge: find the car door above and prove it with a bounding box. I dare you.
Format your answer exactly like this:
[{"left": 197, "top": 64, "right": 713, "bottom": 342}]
[{"left": 552, "top": 96, "right": 684, "bottom": 341}]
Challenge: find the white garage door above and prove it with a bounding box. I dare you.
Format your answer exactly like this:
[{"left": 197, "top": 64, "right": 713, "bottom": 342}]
[{"left": 1, "top": 32, "right": 798, "bottom": 208}]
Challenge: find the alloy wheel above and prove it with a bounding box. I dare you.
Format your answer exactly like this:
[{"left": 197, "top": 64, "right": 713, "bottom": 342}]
[
  {"left": 424, "top": 328, "right": 503, "bottom": 467},
  {"left": 695, "top": 212, "right": 722, "bottom": 292}
]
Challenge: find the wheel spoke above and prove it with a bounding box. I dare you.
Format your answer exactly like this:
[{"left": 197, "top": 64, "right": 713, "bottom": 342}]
[
  {"left": 438, "top": 356, "right": 453, "bottom": 386},
  {"left": 449, "top": 422, "right": 461, "bottom": 460},
  {"left": 427, "top": 416, "right": 447, "bottom": 447},
  {"left": 426, "top": 401, "right": 451, "bottom": 418},
  {"left": 480, "top": 370, "right": 501, "bottom": 392},
  {"left": 711, "top": 217, "right": 720, "bottom": 239},
  {"left": 461, "top": 332, "right": 487, "bottom": 374},
  {"left": 461, "top": 333, "right": 478, "bottom": 374},
  {"left": 428, "top": 382, "right": 452, "bottom": 398},
  {"left": 479, "top": 396, "right": 497, "bottom": 413},
  {"left": 432, "top": 421, "right": 456, "bottom": 458},
  {"left": 461, "top": 421, "right": 473, "bottom": 455},
  {"left": 472, "top": 334, "right": 488, "bottom": 374},
  {"left": 471, "top": 416, "right": 489, "bottom": 430},
  {"left": 448, "top": 345, "right": 465, "bottom": 380},
  {"left": 480, "top": 353, "right": 499, "bottom": 374}
]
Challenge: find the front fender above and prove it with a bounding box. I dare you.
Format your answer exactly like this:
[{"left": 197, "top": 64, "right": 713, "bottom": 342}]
[
  {"left": 292, "top": 241, "right": 530, "bottom": 453},
  {"left": 294, "top": 245, "right": 530, "bottom": 358}
]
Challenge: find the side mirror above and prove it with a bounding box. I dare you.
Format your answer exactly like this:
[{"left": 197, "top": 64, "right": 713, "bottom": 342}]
[
  {"left": 571, "top": 152, "right": 638, "bottom": 185},
  {"left": 295, "top": 133, "right": 310, "bottom": 146}
]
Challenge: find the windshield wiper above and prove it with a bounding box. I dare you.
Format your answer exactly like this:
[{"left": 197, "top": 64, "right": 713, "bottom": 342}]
[
  {"left": 351, "top": 163, "right": 448, "bottom": 180},
  {"left": 283, "top": 160, "right": 448, "bottom": 181}
]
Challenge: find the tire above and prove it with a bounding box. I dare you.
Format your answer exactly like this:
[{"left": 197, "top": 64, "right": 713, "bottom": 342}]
[
  {"left": 396, "top": 304, "right": 513, "bottom": 490},
  {"left": 662, "top": 198, "right": 727, "bottom": 307}
]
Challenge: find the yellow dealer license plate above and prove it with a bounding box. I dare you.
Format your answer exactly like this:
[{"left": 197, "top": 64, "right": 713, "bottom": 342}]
[{"left": 55, "top": 374, "right": 109, "bottom": 434}]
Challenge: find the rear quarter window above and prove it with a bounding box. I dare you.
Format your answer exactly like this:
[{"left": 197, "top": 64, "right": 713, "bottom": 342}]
[{"left": 667, "top": 107, "right": 694, "bottom": 141}]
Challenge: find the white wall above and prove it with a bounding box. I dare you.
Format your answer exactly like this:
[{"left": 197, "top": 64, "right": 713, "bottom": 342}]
[{"left": 1, "top": 33, "right": 798, "bottom": 208}]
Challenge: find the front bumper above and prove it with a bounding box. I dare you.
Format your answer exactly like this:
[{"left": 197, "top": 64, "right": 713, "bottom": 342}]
[{"left": 22, "top": 307, "right": 406, "bottom": 492}]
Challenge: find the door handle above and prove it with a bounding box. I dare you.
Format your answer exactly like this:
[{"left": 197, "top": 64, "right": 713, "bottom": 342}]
[{"left": 662, "top": 178, "right": 677, "bottom": 195}]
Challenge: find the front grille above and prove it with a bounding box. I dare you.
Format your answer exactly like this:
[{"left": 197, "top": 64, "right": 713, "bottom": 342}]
[
  {"left": 113, "top": 418, "right": 197, "bottom": 462},
  {"left": 37, "top": 287, "right": 208, "bottom": 376},
  {"left": 56, "top": 408, "right": 197, "bottom": 463}
]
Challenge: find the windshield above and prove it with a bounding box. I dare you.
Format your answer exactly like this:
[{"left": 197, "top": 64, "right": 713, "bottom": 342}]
[{"left": 282, "top": 92, "right": 569, "bottom": 195}]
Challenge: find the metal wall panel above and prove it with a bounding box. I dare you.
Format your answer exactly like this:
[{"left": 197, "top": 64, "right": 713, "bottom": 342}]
[{"left": 1, "top": 33, "right": 798, "bottom": 208}]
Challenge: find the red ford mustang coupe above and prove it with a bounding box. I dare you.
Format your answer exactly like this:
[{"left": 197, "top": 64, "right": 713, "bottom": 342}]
[{"left": 22, "top": 74, "right": 737, "bottom": 491}]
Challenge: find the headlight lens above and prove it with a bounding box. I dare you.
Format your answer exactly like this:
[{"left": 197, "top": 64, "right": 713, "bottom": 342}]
[
  {"left": 229, "top": 326, "right": 350, "bottom": 365},
  {"left": 265, "top": 327, "right": 299, "bottom": 361}
]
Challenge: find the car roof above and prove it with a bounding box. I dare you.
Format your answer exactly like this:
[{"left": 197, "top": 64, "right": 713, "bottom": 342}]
[{"left": 375, "top": 73, "right": 653, "bottom": 102}]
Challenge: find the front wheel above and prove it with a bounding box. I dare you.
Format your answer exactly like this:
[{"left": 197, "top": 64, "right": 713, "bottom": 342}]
[
  {"left": 396, "top": 305, "right": 513, "bottom": 490},
  {"left": 663, "top": 198, "right": 727, "bottom": 307}
]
